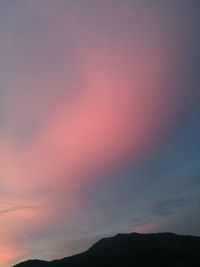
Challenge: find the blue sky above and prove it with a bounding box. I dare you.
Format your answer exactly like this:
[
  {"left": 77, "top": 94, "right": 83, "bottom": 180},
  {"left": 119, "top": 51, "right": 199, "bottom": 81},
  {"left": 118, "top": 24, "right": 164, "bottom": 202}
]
[{"left": 0, "top": 1, "right": 200, "bottom": 266}]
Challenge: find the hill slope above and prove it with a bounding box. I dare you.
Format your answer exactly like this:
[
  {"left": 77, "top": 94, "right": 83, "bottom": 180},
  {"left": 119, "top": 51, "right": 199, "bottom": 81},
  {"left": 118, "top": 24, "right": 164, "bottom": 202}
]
[{"left": 13, "top": 232, "right": 200, "bottom": 267}]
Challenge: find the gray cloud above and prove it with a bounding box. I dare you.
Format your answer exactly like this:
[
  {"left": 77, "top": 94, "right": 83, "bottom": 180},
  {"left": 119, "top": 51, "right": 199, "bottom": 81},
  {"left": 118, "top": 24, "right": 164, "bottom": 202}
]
[
  {"left": 0, "top": 205, "right": 36, "bottom": 215},
  {"left": 151, "top": 197, "right": 200, "bottom": 216}
]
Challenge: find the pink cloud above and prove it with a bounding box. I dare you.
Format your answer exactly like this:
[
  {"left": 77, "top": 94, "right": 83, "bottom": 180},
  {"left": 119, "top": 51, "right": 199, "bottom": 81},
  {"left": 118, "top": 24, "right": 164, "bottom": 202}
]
[
  {"left": 131, "top": 217, "right": 174, "bottom": 234},
  {"left": 0, "top": 1, "right": 195, "bottom": 266}
]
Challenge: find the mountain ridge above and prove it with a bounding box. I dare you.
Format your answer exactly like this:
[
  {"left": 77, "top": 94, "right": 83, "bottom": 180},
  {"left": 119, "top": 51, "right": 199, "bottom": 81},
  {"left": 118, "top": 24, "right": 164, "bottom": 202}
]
[{"left": 13, "top": 232, "right": 200, "bottom": 267}]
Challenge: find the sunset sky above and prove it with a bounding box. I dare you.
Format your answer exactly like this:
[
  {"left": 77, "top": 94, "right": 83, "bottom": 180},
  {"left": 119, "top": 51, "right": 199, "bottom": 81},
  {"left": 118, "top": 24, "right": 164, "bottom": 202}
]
[{"left": 0, "top": 1, "right": 200, "bottom": 266}]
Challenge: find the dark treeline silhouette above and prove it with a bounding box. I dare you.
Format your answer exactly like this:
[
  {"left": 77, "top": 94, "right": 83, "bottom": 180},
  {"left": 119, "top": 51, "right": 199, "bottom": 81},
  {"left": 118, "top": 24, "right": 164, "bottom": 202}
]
[{"left": 14, "top": 232, "right": 200, "bottom": 267}]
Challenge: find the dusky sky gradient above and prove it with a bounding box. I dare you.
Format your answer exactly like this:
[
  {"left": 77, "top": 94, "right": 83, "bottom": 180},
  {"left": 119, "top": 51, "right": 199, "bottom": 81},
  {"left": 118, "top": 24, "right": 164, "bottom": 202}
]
[{"left": 0, "top": 1, "right": 200, "bottom": 266}]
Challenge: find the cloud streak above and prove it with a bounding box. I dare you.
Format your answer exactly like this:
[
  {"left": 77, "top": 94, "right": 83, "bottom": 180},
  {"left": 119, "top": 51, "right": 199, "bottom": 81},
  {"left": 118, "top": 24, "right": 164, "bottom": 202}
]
[{"left": 0, "top": 1, "right": 200, "bottom": 266}]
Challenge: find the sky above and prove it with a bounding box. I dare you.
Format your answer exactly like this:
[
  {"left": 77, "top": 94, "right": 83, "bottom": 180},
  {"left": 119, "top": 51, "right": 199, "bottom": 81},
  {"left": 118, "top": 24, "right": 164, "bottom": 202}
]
[{"left": 0, "top": 1, "right": 200, "bottom": 266}]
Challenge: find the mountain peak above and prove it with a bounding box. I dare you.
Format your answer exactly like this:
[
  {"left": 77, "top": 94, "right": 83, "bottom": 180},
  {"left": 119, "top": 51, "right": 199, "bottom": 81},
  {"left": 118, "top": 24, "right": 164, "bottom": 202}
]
[{"left": 14, "top": 232, "right": 200, "bottom": 267}]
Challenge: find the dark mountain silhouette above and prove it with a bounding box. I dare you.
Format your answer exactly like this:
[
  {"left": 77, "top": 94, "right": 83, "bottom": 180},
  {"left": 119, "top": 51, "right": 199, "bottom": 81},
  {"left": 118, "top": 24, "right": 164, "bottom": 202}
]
[{"left": 13, "top": 232, "right": 200, "bottom": 267}]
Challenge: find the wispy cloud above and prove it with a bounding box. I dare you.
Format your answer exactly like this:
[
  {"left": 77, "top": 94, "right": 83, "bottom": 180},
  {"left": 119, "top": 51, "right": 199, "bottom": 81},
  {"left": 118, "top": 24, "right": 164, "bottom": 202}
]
[
  {"left": 0, "top": 1, "right": 199, "bottom": 267},
  {"left": 0, "top": 205, "right": 36, "bottom": 215}
]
